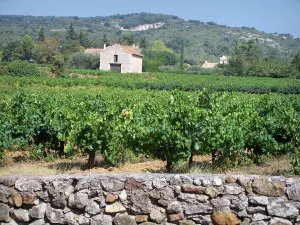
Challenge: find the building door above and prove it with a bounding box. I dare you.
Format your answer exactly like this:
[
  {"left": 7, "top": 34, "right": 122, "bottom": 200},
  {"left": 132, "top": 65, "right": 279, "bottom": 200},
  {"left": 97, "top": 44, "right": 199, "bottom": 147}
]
[{"left": 110, "top": 63, "right": 121, "bottom": 73}]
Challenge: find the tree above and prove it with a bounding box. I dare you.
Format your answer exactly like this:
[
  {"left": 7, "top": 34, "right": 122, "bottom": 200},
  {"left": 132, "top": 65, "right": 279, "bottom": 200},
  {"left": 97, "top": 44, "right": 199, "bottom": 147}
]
[
  {"left": 122, "top": 33, "right": 134, "bottom": 46},
  {"left": 142, "top": 49, "right": 177, "bottom": 72},
  {"left": 38, "top": 26, "right": 45, "bottom": 42},
  {"left": 102, "top": 33, "right": 108, "bottom": 46},
  {"left": 139, "top": 36, "right": 147, "bottom": 49},
  {"left": 22, "top": 34, "right": 35, "bottom": 61},
  {"left": 180, "top": 44, "right": 184, "bottom": 71},
  {"left": 225, "top": 39, "right": 259, "bottom": 76},
  {"left": 68, "top": 52, "right": 99, "bottom": 69},
  {"left": 104, "top": 21, "right": 111, "bottom": 27},
  {"left": 247, "top": 57, "right": 292, "bottom": 78},
  {"left": 51, "top": 54, "right": 65, "bottom": 75},
  {"left": 79, "top": 30, "right": 91, "bottom": 48},
  {"left": 67, "top": 22, "right": 78, "bottom": 41},
  {"left": 2, "top": 40, "right": 23, "bottom": 62},
  {"left": 152, "top": 40, "right": 173, "bottom": 53},
  {"left": 34, "top": 38, "right": 60, "bottom": 64},
  {"left": 62, "top": 40, "right": 83, "bottom": 59},
  {"left": 291, "top": 52, "right": 300, "bottom": 73}
]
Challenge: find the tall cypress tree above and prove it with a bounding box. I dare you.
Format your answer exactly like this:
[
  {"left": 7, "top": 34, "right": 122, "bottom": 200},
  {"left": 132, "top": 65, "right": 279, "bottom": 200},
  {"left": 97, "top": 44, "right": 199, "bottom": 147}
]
[
  {"left": 79, "top": 30, "right": 91, "bottom": 48},
  {"left": 67, "top": 22, "right": 78, "bottom": 41},
  {"left": 180, "top": 44, "right": 184, "bottom": 71},
  {"left": 139, "top": 36, "right": 147, "bottom": 49},
  {"left": 292, "top": 52, "right": 300, "bottom": 74},
  {"left": 102, "top": 33, "right": 108, "bottom": 46},
  {"left": 38, "top": 26, "right": 45, "bottom": 42}
]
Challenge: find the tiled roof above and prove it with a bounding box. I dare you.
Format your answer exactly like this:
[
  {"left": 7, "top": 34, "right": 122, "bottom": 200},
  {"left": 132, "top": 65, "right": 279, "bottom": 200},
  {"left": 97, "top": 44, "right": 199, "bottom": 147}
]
[
  {"left": 85, "top": 48, "right": 103, "bottom": 53},
  {"left": 120, "top": 45, "right": 143, "bottom": 57}
]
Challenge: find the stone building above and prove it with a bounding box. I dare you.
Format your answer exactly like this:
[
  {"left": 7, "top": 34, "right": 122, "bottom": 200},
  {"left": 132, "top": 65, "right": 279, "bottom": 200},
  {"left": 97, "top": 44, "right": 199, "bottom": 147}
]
[
  {"left": 99, "top": 44, "right": 143, "bottom": 73},
  {"left": 201, "top": 61, "right": 218, "bottom": 69}
]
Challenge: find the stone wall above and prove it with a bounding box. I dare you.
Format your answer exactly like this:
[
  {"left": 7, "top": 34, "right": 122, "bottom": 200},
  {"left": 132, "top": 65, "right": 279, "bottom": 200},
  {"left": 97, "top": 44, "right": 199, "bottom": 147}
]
[
  {"left": 0, "top": 173, "right": 299, "bottom": 225},
  {"left": 129, "top": 55, "right": 143, "bottom": 74}
]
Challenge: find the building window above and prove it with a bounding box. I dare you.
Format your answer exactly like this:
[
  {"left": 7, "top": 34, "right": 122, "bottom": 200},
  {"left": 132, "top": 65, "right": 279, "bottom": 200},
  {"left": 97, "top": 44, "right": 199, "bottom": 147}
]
[{"left": 114, "top": 55, "right": 118, "bottom": 62}]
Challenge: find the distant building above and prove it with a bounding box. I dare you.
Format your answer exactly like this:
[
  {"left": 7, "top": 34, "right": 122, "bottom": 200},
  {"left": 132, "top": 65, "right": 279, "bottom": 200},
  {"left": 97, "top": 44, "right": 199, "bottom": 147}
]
[
  {"left": 220, "top": 55, "right": 229, "bottom": 65},
  {"left": 99, "top": 44, "right": 143, "bottom": 73},
  {"left": 201, "top": 61, "right": 218, "bottom": 69}
]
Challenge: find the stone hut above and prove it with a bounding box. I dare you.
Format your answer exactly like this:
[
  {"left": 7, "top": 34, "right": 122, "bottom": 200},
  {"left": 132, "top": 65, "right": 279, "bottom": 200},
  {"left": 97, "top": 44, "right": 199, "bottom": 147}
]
[{"left": 99, "top": 44, "right": 143, "bottom": 73}]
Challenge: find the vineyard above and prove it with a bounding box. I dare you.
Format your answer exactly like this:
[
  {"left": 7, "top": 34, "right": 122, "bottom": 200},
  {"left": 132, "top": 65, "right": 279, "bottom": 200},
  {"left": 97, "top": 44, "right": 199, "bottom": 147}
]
[
  {"left": 1, "top": 71, "right": 300, "bottom": 94},
  {"left": 0, "top": 75, "right": 299, "bottom": 174}
]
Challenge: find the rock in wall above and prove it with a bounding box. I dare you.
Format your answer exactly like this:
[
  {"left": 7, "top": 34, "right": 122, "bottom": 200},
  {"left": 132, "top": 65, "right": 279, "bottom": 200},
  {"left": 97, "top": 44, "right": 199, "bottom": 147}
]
[{"left": 0, "top": 173, "right": 299, "bottom": 225}]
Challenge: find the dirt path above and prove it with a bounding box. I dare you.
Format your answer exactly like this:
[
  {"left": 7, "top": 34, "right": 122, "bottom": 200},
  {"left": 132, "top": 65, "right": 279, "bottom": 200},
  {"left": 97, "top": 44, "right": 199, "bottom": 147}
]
[{"left": 0, "top": 154, "right": 294, "bottom": 177}]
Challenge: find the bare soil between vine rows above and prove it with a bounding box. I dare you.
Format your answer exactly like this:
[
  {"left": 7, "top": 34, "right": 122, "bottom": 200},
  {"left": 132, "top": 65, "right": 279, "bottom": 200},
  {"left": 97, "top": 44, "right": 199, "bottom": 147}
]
[{"left": 0, "top": 152, "right": 295, "bottom": 177}]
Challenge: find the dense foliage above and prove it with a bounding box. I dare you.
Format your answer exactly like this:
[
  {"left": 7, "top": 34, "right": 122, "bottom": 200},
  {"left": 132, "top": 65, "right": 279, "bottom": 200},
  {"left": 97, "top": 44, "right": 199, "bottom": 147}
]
[
  {"left": 142, "top": 49, "right": 177, "bottom": 72},
  {"left": 225, "top": 40, "right": 299, "bottom": 78},
  {"left": 0, "top": 86, "right": 299, "bottom": 173},
  {"left": 292, "top": 52, "right": 300, "bottom": 76},
  {"left": 2, "top": 40, "right": 24, "bottom": 62},
  {"left": 68, "top": 52, "right": 100, "bottom": 70}
]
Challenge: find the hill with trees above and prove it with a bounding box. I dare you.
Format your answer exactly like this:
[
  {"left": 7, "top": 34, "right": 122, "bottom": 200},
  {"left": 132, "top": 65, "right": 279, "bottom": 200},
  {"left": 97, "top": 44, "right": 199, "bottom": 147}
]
[{"left": 0, "top": 13, "right": 300, "bottom": 65}]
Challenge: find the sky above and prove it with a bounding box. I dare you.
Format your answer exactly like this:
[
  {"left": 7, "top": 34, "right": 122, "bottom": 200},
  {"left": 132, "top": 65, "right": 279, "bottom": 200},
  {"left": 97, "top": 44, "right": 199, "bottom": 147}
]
[{"left": 0, "top": 0, "right": 300, "bottom": 38}]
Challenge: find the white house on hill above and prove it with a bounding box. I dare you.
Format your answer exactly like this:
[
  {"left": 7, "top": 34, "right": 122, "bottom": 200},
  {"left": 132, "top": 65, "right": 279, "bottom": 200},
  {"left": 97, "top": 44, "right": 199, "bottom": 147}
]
[{"left": 99, "top": 44, "right": 143, "bottom": 73}]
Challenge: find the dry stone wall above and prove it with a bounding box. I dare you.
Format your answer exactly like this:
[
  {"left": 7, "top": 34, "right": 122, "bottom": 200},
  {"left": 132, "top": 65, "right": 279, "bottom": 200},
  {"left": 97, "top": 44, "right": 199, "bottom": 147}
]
[{"left": 0, "top": 173, "right": 299, "bottom": 225}]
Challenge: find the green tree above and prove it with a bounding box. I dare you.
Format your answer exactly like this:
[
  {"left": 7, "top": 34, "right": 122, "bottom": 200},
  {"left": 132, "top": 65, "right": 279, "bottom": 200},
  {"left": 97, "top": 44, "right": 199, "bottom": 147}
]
[
  {"left": 139, "top": 36, "right": 147, "bottom": 49},
  {"left": 142, "top": 50, "right": 177, "bottom": 72},
  {"left": 104, "top": 21, "right": 111, "bottom": 27},
  {"left": 247, "top": 57, "right": 293, "bottom": 78},
  {"left": 62, "top": 40, "right": 83, "bottom": 59},
  {"left": 122, "top": 33, "right": 134, "bottom": 46},
  {"left": 51, "top": 54, "right": 65, "bottom": 75},
  {"left": 67, "top": 22, "right": 78, "bottom": 41},
  {"left": 152, "top": 40, "right": 173, "bottom": 53},
  {"left": 22, "top": 34, "right": 35, "bottom": 61},
  {"left": 180, "top": 44, "right": 184, "bottom": 71},
  {"left": 225, "top": 40, "right": 259, "bottom": 76},
  {"left": 291, "top": 52, "right": 300, "bottom": 73},
  {"left": 68, "top": 52, "right": 99, "bottom": 69},
  {"left": 79, "top": 30, "right": 91, "bottom": 48},
  {"left": 38, "top": 26, "right": 45, "bottom": 42},
  {"left": 2, "top": 40, "right": 23, "bottom": 62},
  {"left": 102, "top": 33, "right": 108, "bottom": 46},
  {"left": 34, "top": 38, "right": 60, "bottom": 64}
]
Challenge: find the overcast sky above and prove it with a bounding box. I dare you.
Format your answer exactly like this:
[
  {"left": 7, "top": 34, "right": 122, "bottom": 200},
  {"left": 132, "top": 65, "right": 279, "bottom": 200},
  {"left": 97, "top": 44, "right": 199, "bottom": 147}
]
[{"left": 0, "top": 0, "right": 300, "bottom": 37}]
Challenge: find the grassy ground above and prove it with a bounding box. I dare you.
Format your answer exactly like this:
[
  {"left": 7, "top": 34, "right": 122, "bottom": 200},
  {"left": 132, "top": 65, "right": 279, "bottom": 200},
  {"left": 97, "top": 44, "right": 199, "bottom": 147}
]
[{"left": 0, "top": 152, "right": 294, "bottom": 177}]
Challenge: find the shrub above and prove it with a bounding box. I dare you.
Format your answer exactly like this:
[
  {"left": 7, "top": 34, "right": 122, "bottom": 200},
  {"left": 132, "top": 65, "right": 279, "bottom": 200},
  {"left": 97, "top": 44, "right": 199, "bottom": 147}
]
[
  {"left": 158, "top": 65, "right": 181, "bottom": 73},
  {"left": 7, "top": 61, "right": 40, "bottom": 76},
  {"left": 187, "top": 66, "right": 223, "bottom": 75},
  {"left": 0, "top": 64, "right": 8, "bottom": 76},
  {"left": 51, "top": 54, "right": 66, "bottom": 76},
  {"left": 142, "top": 58, "right": 160, "bottom": 72},
  {"left": 68, "top": 52, "right": 99, "bottom": 70}
]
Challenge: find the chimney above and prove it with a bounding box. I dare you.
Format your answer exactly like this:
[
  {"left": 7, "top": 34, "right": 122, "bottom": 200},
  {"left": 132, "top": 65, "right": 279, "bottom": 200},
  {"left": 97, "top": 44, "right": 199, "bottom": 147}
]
[{"left": 104, "top": 43, "right": 107, "bottom": 49}]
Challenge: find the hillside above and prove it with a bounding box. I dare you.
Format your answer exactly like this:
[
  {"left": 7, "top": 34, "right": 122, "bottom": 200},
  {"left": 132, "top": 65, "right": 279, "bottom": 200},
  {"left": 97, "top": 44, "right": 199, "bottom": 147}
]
[{"left": 0, "top": 13, "right": 300, "bottom": 64}]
